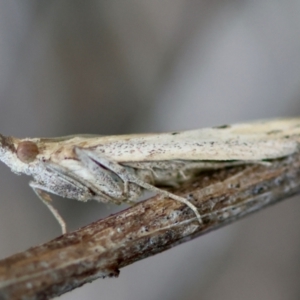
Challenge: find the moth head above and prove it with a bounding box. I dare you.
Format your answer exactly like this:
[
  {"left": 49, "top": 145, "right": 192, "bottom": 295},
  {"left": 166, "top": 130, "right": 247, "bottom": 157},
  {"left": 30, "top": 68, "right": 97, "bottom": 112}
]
[
  {"left": 16, "top": 140, "right": 39, "bottom": 163},
  {"left": 0, "top": 134, "right": 40, "bottom": 174}
]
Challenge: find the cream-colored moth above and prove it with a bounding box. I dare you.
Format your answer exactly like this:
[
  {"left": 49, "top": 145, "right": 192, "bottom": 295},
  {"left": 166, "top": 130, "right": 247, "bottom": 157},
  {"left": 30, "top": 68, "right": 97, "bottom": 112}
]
[{"left": 0, "top": 118, "right": 299, "bottom": 233}]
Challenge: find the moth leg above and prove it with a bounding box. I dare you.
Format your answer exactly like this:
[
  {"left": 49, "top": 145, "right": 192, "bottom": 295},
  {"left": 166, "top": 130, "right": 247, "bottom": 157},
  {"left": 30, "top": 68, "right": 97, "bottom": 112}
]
[
  {"left": 123, "top": 175, "right": 202, "bottom": 224},
  {"left": 75, "top": 147, "right": 131, "bottom": 195},
  {"left": 75, "top": 147, "right": 143, "bottom": 203},
  {"left": 45, "top": 162, "right": 121, "bottom": 204},
  {"left": 75, "top": 148, "right": 202, "bottom": 224},
  {"left": 29, "top": 182, "right": 67, "bottom": 234}
]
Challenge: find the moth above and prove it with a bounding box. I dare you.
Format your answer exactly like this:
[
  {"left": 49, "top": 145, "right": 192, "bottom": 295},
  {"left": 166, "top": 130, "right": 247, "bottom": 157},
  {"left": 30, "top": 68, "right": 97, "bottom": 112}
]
[{"left": 0, "top": 118, "right": 300, "bottom": 234}]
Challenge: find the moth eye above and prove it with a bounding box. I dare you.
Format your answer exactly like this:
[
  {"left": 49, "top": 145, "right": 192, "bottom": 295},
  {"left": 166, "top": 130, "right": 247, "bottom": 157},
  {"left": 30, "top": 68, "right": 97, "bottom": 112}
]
[{"left": 16, "top": 141, "right": 39, "bottom": 163}]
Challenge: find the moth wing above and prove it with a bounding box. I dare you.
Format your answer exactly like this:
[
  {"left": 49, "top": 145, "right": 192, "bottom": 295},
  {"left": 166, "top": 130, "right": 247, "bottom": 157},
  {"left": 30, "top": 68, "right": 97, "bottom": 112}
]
[
  {"left": 41, "top": 118, "right": 300, "bottom": 163},
  {"left": 89, "top": 118, "right": 300, "bottom": 162}
]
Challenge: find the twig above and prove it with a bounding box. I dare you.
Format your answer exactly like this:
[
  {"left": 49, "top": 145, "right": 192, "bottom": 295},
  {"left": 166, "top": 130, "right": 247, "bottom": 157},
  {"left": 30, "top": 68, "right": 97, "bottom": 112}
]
[{"left": 1, "top": 152, "right": 300, "bottom": 299}]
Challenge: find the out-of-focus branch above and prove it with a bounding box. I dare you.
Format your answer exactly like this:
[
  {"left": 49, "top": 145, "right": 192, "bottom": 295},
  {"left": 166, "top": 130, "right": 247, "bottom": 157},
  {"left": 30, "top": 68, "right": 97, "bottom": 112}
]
[{"left": 1, "top": 152, "right": 300, "bottom": 299}]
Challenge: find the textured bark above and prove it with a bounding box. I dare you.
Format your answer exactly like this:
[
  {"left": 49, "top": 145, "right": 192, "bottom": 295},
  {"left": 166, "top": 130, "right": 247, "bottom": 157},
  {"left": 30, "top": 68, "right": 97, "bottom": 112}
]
[{"left": 1, "top": 152, "right": 300, "bottom": 299}]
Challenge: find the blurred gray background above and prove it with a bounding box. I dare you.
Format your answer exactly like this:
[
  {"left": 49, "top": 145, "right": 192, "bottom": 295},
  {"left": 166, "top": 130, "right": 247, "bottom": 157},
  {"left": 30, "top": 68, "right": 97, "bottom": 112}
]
[{"left": 0, "top": 1, "right": 300, "bottom": 299}]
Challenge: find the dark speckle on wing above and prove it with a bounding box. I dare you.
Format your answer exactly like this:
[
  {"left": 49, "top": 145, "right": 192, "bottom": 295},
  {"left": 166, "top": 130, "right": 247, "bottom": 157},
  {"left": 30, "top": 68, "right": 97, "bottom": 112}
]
[{"left": 213, "top": 124, "right": 230, "bottom": 129}]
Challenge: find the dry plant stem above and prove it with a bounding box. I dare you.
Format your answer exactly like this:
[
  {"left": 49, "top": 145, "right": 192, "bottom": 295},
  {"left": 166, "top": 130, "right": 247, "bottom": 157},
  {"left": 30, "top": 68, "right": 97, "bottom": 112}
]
[{"left": 1, "top": 153, "right": 300, "bottom": 299}]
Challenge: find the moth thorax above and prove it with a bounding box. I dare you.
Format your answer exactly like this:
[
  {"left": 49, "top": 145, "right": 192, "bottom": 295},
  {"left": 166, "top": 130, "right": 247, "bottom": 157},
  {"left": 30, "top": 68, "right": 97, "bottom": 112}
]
[{"left": 16, "top": 141, "right": 39, "bottom": 163}]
